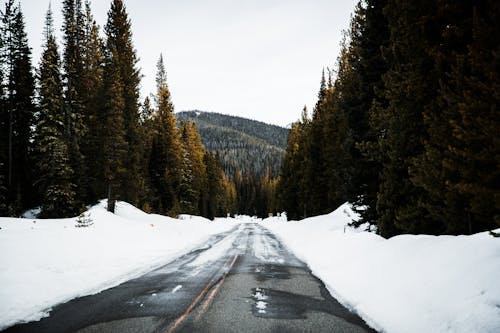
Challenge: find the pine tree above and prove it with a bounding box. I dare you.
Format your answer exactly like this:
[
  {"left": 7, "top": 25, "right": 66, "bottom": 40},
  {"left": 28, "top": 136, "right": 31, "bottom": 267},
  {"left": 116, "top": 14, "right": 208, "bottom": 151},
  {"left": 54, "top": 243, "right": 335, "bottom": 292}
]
[
  {"left": 62, "top": 0, "right": 86, "bottom": 205},
  {"left": 202, "top": 151, "right": 222, "bottom": 220},
  {"left": 278, "top": 107, "right": 310, "bottom": 220},
  {"left": 103, "top": 0, "right": 142, "bottom": 205},
  {"left": 304, "top": 70, "right": 330, "bottom": 216},
  {"left": 1, "top": 0, "right": 36, "bottom": 214},
  {"left": 370, "top": 0, "right": 440, "bottom": 237},
  {"left": 102, "top": 52, "right": 127, "bottom": 213},
  {"left": 323, "top": 47, "right": 351, "bottom": 210},
  {"left": 0, "top": 3, "right": 6, "bottom": 215},
  {"left": 34, "top": 6, "right": 78, "bottom": 218},
  {"left": 80, "top": 0, "right": 105, "bottom": 203},
  {"left": 147, "top": 54, "right": 183, "bottom": 215},
  {"left": 411, "top": 1, "right": 500, "bottom": 234},
  {"left": 179, "top": 121, "right": 207, "bottom": 215},
  {"left": 349, "top": 0, "right": 388, "bottom": 228}
]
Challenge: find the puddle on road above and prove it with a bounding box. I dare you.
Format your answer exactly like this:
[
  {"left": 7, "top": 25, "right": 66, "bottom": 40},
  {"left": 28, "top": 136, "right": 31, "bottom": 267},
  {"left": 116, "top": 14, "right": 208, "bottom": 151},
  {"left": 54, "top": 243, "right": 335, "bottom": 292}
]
[
  {"left": 253, "top": 264, "right": 290, "bottom": 281},
  {"left": 250, "top": 287, "right": 308, "bottom": 319},
  {"left": 249, "top": 287, "right": 377, "bottom": 331}
]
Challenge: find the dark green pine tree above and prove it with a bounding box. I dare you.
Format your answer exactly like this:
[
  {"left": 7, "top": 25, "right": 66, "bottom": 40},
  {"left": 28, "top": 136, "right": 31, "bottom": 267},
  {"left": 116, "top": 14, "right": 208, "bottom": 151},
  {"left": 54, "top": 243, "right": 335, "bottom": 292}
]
[
  {"left": 0, "top": 3, "right": 5, "bottom": 215},
  {"left": 178, "top": 126, "right": 196, "bottom": 215},
  {"left": 446, "top": 0, "right": 500, "bottom": 232},
  {"left": 179, "top": 121, "right": 206, "bottom": 215},
  {"left": 147, "top": 54, "right": 183, "bottom": 215},
  {"left": 304, "top": 70, "right": 330, "bottom": 216},
  {"left": 333, "top": 0, "right": 389, "bottom": 228},
  {"left": 278, "top": 107, "right": 310, "bottom": 220},
  {"left": 102, "top": 49, "right": 128, "bottom": 213},
  {"left": 34, "top": 6, "right": 78, "bottom": 218},
  {"left": 370, "top": 0, "right": 442, "bottom": 237},
  {"left": 411, "top": 1, "right": 500, "bottom": 234},
  {"left": 61, "top": 0, "right": 86, "bottom": 205},
  {"left": 322, "top": 41, "right": 352, "bottom": 210},
  {"left": 104, "top": 0, "right": 143, "bottom": 205},
  {"left": 408, "top": 1, "right": 474, "bottom": 234},
  {"left": 202, "top": 151, "right": 221, "bottom": 220},
  {"left": 80, "top": 0, "right": 105, "bottom": 203},
  {"left": 1, "top": 0, "right": 36, "bottom": 214}
]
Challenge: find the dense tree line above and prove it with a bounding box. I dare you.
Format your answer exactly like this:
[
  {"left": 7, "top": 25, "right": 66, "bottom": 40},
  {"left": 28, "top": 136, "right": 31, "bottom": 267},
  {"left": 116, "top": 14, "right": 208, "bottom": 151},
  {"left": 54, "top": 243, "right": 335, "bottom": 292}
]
[
  {"left": 279, "top": 0, "right": 499, "bottom": 236},
  {"left": 0, "top": 0, "right": 235, "bottom": 219}
]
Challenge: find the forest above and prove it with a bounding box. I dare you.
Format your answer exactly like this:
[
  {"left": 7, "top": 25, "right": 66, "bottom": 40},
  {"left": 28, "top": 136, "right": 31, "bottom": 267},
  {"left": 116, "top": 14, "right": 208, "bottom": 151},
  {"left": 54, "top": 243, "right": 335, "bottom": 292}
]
[
  {"left": 0, "top": 0, "right": 284, "bottom": 220},
  {"left": 0, "top": 0, "right": 239, "bottom": 219},
  {"left": 279, "top": 0, "right": 499, "bottom": 236},
  {"left": 1, "top": 0, "right": 498, "bottom": 234}
]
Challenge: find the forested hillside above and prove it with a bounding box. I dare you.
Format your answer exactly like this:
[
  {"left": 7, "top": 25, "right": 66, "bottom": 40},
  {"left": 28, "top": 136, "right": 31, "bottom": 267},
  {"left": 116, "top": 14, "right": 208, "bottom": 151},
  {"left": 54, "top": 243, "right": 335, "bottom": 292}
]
[{"left": 177, "top": 111, "right": 288, "bottom": 178}]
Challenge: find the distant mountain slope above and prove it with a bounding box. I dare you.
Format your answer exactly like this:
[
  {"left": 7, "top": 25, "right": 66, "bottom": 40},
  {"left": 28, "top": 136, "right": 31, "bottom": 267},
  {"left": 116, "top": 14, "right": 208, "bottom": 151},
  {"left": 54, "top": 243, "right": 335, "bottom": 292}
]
[{"left": 177, "top": 111, "right": 288, "bottom": 178}]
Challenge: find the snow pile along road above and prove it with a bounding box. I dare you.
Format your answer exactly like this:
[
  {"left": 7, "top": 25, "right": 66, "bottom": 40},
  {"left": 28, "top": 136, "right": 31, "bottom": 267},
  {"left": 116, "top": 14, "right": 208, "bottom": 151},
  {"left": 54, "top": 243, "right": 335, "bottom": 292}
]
[
  {"left": 264, "top": 204, "right": 500, "bottom": 333},
  {"left": 0, "top": 201, "right": 237, "bottom": 330}
]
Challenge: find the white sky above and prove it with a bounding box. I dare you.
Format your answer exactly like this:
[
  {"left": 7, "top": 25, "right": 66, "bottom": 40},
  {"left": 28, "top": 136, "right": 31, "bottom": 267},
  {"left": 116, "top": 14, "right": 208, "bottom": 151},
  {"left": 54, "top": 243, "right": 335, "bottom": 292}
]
[{"left": 22, "top": 0, "right": 357, "bottom": 127}]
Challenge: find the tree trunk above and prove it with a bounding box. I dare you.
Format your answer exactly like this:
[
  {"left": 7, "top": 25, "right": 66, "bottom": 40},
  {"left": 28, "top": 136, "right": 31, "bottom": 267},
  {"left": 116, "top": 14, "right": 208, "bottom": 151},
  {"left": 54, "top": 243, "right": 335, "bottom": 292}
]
[{"left": 107, "top": 183, "right": 115, "bottom": 213}]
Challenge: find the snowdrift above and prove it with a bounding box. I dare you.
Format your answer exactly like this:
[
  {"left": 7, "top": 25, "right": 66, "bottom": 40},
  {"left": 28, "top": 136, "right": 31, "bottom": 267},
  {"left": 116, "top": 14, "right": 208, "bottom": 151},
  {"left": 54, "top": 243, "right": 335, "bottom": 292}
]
[
  {"left": 0, "top": 201, "right": 236, "bottom": 330},
  {"left": 264, "top": 203, "right": 500, "bottom": 333}
]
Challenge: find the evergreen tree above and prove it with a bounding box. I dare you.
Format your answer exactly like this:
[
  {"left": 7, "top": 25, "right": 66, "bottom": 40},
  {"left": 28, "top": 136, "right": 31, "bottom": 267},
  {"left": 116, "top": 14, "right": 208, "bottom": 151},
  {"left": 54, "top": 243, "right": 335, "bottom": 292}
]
[
  {"left": 351, "top": 0, "right": 388, "bottom": 228},
  {"left": 202, "top": 151, "right": 222, "bottom": 220},
  {"left": 0, "top": 3, "right": 5, "bottom": 215},
  {"left": 102, "top": 52, "right": 127, "bottom": 213},
  {"left": 179, "top": 121, "right": 206, "bottom": 215},
  {"left": 103, "top": 0, "right": 142, "bottom": 205},
  {"left": 34, "top": 6, "right": 78, "bottom": 218},
  {"left": 278, "top": 107, "right": 309, "bottom": 220},
  {"left": 0, "top": 0, "right": 36, "bottom": 214},
  {"left": 304, "top": 70, "right": 330, "bottom": 216},
  {"left": 62, "top": 0, "right": 86, "bottom": 205},
  {"left": 80, "top": 0, "right": 105, "bottom": 203},
  {"left": 147, "top": 54, "right": 183, "bottom": 215},
  {"left": 370, "top": 0, "right": 439, "bottom": 237},
  {"left": 411, "top": 1, "right": 500, "bottom": 234}
]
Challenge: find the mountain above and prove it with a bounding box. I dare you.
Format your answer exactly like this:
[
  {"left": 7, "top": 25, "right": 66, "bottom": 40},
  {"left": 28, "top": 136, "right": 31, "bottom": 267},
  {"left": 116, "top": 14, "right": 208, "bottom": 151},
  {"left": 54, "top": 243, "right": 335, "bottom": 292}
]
[{"left": 176, "top": 111, "right": 289, "bottom": 178}]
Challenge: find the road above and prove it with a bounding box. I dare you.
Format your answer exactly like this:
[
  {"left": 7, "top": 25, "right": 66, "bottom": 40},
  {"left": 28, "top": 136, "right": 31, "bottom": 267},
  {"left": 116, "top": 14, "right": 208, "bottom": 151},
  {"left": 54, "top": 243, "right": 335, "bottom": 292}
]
[{"left": 4, "top": 223, "right": 376, "bottom": 333}]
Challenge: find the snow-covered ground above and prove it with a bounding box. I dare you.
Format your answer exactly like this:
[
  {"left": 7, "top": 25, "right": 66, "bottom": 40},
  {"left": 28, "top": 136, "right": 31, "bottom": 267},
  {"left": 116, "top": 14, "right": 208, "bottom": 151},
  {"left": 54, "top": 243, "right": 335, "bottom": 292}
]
[
  {"left": 2, "top": 200, "right": 499, "bottom": 333},
  {"left": 264, "top": 204, "right": 500, "bottom": 333},
  {"left": 0, "top": 201, "right": 237, "bottom": 330}
]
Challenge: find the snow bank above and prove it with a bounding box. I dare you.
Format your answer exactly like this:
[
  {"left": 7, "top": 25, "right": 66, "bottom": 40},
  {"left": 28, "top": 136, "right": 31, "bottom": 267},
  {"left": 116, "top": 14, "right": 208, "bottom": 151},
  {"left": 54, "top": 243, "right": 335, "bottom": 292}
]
[
  {"left": 264, "top": 203, "right": 500, "bottom": 333},
  {"left": 0, "top": 201, "right": 236, "bottom": 330}
]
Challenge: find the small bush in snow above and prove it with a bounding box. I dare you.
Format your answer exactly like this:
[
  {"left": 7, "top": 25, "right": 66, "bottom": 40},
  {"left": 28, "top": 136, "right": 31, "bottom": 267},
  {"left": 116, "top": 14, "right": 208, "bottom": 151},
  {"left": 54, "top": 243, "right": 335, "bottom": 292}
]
[{"left": 75, "top": 212, "right": 93, "bottom": 228}]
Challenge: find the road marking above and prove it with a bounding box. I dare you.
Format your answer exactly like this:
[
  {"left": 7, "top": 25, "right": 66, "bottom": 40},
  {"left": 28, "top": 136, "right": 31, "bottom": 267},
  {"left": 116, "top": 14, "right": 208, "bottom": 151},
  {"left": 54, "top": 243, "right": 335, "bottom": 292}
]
[
  {"left": 167, "top": 254, "right": 239, "bottom": 333},
  {"left": 172, "top": 285, "right": 182, "bottom": 293},
  {"left": 196, "top": 254, "right": 239, "bottom": 320},
  {"left": 167, "top": 279, "right": 214, "bottom": 333}
]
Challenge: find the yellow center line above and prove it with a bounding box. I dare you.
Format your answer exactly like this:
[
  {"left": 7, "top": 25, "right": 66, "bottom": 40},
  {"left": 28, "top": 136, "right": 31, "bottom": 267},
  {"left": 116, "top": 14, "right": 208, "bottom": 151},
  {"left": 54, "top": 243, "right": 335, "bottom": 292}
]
[{"left": 167, "top": 254, "right": 239, "bottom": 333}]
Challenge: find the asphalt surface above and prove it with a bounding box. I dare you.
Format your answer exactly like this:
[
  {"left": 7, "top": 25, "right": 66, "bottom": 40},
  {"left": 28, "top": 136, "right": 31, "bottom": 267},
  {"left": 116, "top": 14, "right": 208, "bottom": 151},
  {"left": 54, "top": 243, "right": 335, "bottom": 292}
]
[{"left": 4, "top": 223, "right": 377, "bottom": 333}]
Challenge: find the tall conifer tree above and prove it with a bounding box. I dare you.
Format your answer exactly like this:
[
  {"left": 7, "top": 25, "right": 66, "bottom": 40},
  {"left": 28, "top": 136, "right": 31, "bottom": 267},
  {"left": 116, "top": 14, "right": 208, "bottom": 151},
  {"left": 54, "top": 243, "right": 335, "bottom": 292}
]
[
  {"left": 147, "top": 54, "right": 183, "bottom": 215},
  {"left": 62, "top": 0, "right": 86, "bottom": 204},
  {"left": 179, "top": 121, "right": 206, "bottom": 215},
  {"left": 103, "top": 0, "right": 142, "bottom": 206},
  {"left": 34, "top": 6, "right": 78, "bottom": 218},
  {"left": 102, "top": 49, "right": 127, "bottom": 213},
  {"left": 81, "top": 0, "right": 104, "bottom": 202},
  {"left": 0, "top": 0, "right": 36, "bottom": 214}
]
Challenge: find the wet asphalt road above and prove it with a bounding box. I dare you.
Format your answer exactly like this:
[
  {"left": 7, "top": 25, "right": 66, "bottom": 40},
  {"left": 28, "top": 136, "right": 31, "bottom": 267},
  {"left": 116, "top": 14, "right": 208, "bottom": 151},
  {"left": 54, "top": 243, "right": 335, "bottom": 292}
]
[{"left": 4, "top": 223, "right": 377, "bottom": 333}]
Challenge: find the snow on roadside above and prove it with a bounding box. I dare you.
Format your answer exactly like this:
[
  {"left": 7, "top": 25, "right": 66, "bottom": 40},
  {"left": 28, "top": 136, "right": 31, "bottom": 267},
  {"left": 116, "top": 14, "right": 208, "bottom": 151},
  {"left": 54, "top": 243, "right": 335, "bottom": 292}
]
[
  {"left": 0, "top": 200, "right": 237, "bottom": 330},
  {"left": 264, "top": 203, "right": 500, "bottom": 333}
]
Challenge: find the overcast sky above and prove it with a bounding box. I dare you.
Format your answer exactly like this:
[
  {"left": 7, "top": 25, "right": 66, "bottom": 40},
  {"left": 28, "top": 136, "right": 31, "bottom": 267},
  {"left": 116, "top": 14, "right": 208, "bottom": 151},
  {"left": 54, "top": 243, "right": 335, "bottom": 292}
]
[{"left": 22, "top": 0, "right": 357, "bottom": 127}]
